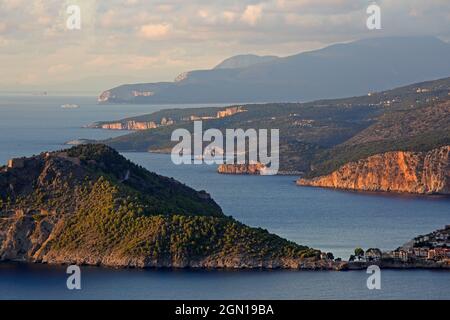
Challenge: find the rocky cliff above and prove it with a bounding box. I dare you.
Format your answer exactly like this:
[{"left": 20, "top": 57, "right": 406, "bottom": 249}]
[
  {"left": 218, "top": 163, "right": 266, "bottom": 175},
  {"left": 297, "top": 146, "right": 450, "bottom": 194},
  {"left": 0, "top": 144, "right": 336, "bottom": 269},
  {"left": 99, "top": 120, "right": 158, "bottom": 130}
]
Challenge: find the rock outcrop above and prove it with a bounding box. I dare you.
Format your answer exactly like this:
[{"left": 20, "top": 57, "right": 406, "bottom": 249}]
[
  {"left": 297, "top": 146, "right": 450, "bottom": 194},
  {"left": 99, "top": 120, "right": 159, "bottom": 130},
  {"left": 89, "top": 117, "right": 175, "bottom": 131},
  {"left": 218, "top": 163, "right": 266, "bottom": 175}
]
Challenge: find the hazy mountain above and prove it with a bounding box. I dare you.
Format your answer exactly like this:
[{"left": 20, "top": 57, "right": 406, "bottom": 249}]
[
  {"left": 98, "top": 36, "right": 450, "bottom": 104},
  {"left": 214, "top": 54, "right": 279, "bottom": 69}
]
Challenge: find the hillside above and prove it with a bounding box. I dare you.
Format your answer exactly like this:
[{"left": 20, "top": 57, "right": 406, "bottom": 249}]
[
  {"left": 0, "top": 145, "right": 334, "bottom": 269},
  {"left": 96, "top": 77, "right": 450, "bottom": 176},
  {"left": 98, "top": 36, "right": 450, "bottom": 104}
]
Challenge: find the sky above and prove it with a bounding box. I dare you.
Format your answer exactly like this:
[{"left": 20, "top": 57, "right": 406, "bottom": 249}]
[{"left": 1, "top": 0, "right": 450, "bottom": 92}]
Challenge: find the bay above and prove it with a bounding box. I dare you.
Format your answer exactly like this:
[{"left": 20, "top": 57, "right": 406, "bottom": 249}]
[{"left": 0, "top": 95, "right": 449, "bottom": 300}]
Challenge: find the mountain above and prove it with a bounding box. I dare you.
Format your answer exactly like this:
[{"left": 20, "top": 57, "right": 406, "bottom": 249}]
[
  {"left": 214, "top": 54, "right": 279, "bottom": 69},
  {"left": 98, "top": 36, "right": 450, "bottom": 104},
  {"left": 0, "top": 144, "right": 338, "bottom": 269}
]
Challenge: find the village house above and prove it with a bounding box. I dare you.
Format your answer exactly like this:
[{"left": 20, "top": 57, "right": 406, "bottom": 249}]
[
  {"left": 427, "top": 248, "right": 450, "bottom": 261},
  {"left": 413, "top": 247, "right": 429, "bottom": 259},
  {"left": 390, "top": 249, "right": 411, "bottom": 262}
]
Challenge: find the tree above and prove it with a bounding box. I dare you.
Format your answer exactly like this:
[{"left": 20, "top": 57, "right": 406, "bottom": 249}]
[
  {"left": 354, "top": 247, "right": 365, "bottom": 261},
  {"left": 326, "top": 252, "right": 334, "bottom": 260}
]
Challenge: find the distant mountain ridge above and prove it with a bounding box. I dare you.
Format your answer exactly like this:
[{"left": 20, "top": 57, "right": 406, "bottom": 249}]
[
  {"left": 213, "top": 54, "right": 279, "bottom": 69},
  {"left": 98, "top": 36, "right": 450, "bottom": 104}
]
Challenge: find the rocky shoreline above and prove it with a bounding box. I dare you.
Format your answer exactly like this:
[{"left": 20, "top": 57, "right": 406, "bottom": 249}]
[
  {"left": 3, "top": 257, "right": 449, "bottom": 271},
  {"left": 14, "top": 254, "right": 346, "bottom": 271},
  {"left": 345, "top": 261, "right": 450, "bottom": 270}
]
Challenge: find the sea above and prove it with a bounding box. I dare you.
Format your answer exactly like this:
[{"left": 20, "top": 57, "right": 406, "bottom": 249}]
[{"left": 0, "top": 95, "right": 449, "bottom": 300}]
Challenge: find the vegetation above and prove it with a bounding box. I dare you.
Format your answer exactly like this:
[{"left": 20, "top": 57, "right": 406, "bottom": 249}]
[
  {"left": 1, "top": 144, "right": 318, "bottom": 264},
  {"left": 354, "top": 248, "right": 365, "bottom": 261}
]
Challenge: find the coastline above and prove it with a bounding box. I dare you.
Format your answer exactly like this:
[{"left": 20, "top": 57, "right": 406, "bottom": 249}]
[{"left": 2, "top": 259, "right": 449, "bottom": 271}]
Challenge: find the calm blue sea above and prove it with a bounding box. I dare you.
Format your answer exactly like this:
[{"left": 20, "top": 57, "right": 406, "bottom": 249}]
[{"left": 0, "top": 95, "right": 449, "bottom": 300}]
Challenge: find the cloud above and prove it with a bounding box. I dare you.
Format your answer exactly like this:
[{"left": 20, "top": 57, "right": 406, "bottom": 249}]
[
  {"left": 0, "top": 22, "right": 7, "bottom": 33},
  {"left": 241, "top": 4, "right": 263, "bottom": 26},
  {"left": 85, "top": 56, "right": 116, "bottom": 68},
  {"left": 223, "top": 11, "right": 237, "bottom": 23},
  {"left": 48, "top": 64, "right": 73, "bottom": 75},
  {"left": 1, "top": 0, "right": 25, "bottom": 10},
  {"left": 18, "top": 72, "right": 39, "bottom": 85},
  {"left": 139, "top": 23, "right": 172, "bottom": 39},
  {"left": 2, "top": 0, "right": 450, "bottom": 90}
]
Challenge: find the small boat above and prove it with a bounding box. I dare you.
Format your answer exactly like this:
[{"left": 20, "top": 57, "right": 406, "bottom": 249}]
[{"left": 61, "top": 104, "right": 80, "bottom": 109}]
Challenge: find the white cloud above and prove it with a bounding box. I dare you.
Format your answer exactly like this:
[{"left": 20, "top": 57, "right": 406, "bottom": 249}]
[
  {"left": 241, "top": 4, "right": 263, "bottom": 26},
  {"left": 139, "top": 23, "right": 171, "bottom": 39},
  {"left": 1, "top": 0, "right": 450, "bottom": 90},
  {"left": 223, "top": 11, "right": 237, "bottom": 23},
  {"left": 48, "top": 64, "right": 73, "bottom": 75}
]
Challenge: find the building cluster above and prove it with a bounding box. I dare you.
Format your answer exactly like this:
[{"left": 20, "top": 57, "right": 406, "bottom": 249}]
[
  {"left": 348, "top": 226, "right": 450, "bottom": 265},
  {"left": 386, "top": 225, "right": 450, "bottom": 263}
]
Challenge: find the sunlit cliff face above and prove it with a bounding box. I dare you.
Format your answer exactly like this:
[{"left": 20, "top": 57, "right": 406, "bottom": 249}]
[{"left": 298, "top": 146, "right": 450, "bottom": 195}]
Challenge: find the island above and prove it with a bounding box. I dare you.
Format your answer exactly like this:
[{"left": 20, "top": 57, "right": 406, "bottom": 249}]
[
  {"left": 0, "top": 144, "right": 339, "bottom": 270},
  {"left": 0, "top": 146, "right": 448, "bottom": 270}
]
